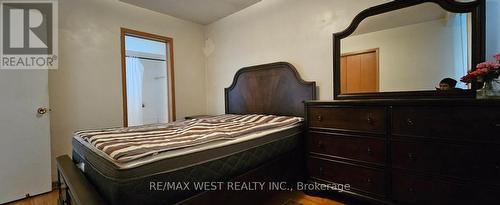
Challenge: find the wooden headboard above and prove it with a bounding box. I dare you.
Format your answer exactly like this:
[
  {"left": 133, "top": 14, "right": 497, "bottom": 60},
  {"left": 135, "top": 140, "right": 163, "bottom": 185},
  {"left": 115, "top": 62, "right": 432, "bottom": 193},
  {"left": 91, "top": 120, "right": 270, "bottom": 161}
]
[{"left": 225, "top": 62, "right": 316, "bottom": 117}]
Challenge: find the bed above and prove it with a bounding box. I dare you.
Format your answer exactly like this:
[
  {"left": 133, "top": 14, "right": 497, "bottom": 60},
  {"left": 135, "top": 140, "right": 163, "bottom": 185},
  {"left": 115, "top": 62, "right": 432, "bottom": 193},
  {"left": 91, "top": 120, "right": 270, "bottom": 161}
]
[{"left": 56, "top": 62, "right": 316, "bottom": 205}]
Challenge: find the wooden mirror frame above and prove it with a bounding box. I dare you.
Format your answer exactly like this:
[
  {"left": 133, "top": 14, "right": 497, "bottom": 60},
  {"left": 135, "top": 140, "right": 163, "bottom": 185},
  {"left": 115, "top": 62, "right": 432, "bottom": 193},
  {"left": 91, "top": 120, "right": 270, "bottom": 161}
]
[{"left": 333, "top": 0, "right": 485, "bottom": 100}]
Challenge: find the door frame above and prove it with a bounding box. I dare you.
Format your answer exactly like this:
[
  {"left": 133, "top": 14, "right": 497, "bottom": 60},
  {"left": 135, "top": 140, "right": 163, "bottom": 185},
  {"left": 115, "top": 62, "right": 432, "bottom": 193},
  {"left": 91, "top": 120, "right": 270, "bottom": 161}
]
[
  {"left": 120, "top": 28, "right": 176, "bottom": 126},
  {"left": 341, "top": 48, "right": 380, "bottom": 92}
]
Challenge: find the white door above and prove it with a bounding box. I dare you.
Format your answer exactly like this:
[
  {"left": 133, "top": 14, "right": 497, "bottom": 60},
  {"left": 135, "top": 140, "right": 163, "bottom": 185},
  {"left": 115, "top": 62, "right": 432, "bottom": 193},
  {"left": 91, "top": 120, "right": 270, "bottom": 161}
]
[{"left": 0, "top": 70, "right": 51, "bottom": 203}]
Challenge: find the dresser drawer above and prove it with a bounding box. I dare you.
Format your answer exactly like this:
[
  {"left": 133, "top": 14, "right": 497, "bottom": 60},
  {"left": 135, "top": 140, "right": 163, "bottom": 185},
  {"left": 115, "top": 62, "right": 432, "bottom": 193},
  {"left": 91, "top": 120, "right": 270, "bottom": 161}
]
[
  {"left": 392, "top": 171, "right": 498, "bottom": 205},
  {"left": 391, "top": 140, "right": 440, "bottom": 173},
  {"left": 392, "top": 140, "right": 500, "bottom": 183},
  {"left": 392, "top": 106, "right": 500, "bottom": 141},
  {"left": 308, "top": 157, "right": 385, "bottom": 196},
  {"left": 308, "top": 132, "right": 386, "bottom": 164},
  {"left": 308, "top": 107, "right": 386, "bottom": 133}
]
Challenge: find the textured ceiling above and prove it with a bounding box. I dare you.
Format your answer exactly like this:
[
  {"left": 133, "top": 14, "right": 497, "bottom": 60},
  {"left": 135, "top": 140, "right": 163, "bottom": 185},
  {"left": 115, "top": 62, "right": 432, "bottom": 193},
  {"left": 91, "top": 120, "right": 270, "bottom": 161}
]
[
  {"left": 120, "top": 0, "right": 262, "bottom": 25},
  {"left": 352, "top": 2, "right": 449, "bottom": 36}
]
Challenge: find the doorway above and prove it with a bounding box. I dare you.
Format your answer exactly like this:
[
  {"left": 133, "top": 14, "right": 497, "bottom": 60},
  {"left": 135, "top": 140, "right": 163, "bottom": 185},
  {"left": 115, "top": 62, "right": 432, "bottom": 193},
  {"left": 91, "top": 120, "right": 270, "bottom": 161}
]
[{"left": 121, "top": 28, "right": 175, "bottom": 126}]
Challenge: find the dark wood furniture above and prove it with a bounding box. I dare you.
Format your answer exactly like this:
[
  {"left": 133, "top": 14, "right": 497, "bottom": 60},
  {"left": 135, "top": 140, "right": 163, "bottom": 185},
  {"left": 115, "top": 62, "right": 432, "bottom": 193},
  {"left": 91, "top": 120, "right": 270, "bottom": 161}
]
[
  {"left": 57, "top": 62, "right": 316, "bottom": 205},
  {"left": 332, "top": 0, "right": 485, "bottom": 100},
  {"left": 184, "top": 115, "right": 213, "bottom": 120},
  {"left": 225, "top": 62, "right": 316, "bottom": 117},
  {"left": 305, "top": 99, "right": 500, "bottom": 205},
  {"left": 56, "top": 155, "right": 106, "bottom": 205}
]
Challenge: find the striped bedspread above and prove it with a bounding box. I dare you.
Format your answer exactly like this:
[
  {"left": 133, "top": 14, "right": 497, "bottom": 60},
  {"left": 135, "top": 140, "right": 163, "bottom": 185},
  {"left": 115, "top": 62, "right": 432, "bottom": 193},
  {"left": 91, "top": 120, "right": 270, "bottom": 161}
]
[{"left": 75, "top": 114, "right": 303, "bottom": 163}]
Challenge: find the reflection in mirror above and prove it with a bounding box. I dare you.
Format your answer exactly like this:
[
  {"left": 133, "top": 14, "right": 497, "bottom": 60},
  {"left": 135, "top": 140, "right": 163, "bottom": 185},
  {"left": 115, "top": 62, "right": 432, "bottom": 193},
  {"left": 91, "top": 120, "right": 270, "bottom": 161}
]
[{"left": 340, "top": 3, "right": 471, "bottom": 93}]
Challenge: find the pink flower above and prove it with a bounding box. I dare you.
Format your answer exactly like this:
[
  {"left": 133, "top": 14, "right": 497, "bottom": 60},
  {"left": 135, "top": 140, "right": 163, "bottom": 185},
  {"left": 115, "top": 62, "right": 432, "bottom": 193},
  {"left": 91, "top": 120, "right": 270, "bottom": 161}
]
[
  {"left": 461, "top": 72, "right": 477, "bottom": 83},
  {"left": 494, "top": 53, "right": 500, "bottom": 61},
  {"left": 461, "top": 57, "right": 500, "bottom": 83},
  {"left": 460, "top": 74, "right": 472, "bottom": 83},
  {"left": 476, "top": 62, "right": 491, "bottom": 69}
]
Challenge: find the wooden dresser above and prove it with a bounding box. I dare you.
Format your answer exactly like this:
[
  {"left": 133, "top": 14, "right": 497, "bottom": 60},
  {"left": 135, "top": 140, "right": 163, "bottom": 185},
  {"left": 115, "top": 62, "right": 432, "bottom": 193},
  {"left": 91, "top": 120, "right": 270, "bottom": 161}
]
[{"left": 305, "top": 99, "right": 500, "bottom": 205}]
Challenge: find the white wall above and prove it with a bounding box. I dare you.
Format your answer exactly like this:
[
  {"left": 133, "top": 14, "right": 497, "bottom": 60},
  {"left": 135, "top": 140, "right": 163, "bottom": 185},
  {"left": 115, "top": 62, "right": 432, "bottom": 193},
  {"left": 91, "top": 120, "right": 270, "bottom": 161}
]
[
  {"left": 126, "top": 36, "right": 167, "bottom": 56},
  {"left": 486, "top": 0, "right": 500, "bottom": 90},
  {"left": 203, "top": 0, "right": 390, "bottom": 114},
  {"left": 49, "top": 0, "right": 206, "bottom": 180},
  {"left": 486, "top": 0, "right": 500, "bottom": 58},
  {"left": 342, "top": 18, "right": 467, "bottom": 91}
]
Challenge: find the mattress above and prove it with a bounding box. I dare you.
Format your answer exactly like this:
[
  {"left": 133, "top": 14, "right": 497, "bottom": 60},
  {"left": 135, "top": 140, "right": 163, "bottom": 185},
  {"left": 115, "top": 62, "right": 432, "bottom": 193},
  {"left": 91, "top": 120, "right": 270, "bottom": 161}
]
[
  {"left": 71, "top": 115, "right": 304, "bottom": 205},
  {"left": 73, "top": 122, "right": 302, "bottom": 179},
  {"left": 74, "top": 114, "right": 302, "bottom": 168}
]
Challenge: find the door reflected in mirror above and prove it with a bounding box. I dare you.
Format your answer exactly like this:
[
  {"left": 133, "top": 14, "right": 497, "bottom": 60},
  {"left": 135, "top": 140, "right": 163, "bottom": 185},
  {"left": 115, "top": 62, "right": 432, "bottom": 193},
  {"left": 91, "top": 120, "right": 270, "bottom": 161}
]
[{"left": 340, "top": 2, "right": 471, "bottom": 94}]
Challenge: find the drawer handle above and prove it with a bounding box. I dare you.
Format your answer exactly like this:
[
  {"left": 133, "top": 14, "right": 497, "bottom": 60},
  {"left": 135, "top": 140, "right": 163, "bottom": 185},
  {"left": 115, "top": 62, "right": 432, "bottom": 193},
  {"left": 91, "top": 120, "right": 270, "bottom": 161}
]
[
  {"left": 366, "top": 178, "right": 372, "bottom": 183},
  {"left": 406, "top": 118, "right": 414, "bottom": 126},
  {"left": 367, "top": 115, "right": 374, "bottom": 125},
  {"left": 316, "top": 115, "right": 323, "bottom": 121},
  {"left": 317, "top": 141, "right": 325, "bottom": 149},
  {"left": 407, "top": 153, "right": 416, "bottom": 161},
  {"left": 495, "top": 123, "right": 500, "bottom": 127},
  {"left": 367, "top": 146, "right": 373, "bottom": 155}
]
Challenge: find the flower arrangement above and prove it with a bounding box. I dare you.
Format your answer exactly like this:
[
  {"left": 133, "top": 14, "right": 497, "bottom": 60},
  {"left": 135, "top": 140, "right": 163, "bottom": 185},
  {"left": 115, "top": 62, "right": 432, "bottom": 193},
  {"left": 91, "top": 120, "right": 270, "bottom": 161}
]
[{"left": 460, "top": 53, "right": 500, "bottom": 84}]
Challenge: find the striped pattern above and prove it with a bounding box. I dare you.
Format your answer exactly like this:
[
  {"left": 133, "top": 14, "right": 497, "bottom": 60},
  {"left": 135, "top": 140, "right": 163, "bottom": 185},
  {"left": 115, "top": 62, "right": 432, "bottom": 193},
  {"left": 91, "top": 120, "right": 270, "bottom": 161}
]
[{"left": 75, "top": 114, "right": 303, "bottom": 163}]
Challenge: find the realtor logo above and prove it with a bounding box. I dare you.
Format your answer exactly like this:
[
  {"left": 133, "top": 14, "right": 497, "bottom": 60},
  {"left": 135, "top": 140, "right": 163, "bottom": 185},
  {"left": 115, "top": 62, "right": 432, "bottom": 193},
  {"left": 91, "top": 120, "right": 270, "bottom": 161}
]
[
  {"left": 0, "top": 0, "right": 58, "bottom": 69},
  {"left": 3, "top": 2, "right": 52, "bottom": 54}
]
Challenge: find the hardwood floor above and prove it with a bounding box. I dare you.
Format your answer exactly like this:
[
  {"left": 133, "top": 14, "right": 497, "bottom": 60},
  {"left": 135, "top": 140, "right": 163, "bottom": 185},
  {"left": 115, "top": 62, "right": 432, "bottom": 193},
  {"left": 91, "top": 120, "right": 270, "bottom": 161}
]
[
  {"left": 5, "top": 190, "right": 345, "bottom": 205},
  {"left": 6, "top": 191, "right": 58, "bottom": 205},
  {"left": 178, "top": 190, "right": 348, "bottom": 205}
]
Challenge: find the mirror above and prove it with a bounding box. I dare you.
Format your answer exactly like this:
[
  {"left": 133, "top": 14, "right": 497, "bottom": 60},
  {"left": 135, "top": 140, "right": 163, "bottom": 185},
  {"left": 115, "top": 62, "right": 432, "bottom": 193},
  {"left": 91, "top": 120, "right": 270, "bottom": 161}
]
[
  {"left": 342, "top": 3, "right": 471, "bottom": 93},
  {"left": 333, "top": 0, "right": 485, "bottom": 99}
]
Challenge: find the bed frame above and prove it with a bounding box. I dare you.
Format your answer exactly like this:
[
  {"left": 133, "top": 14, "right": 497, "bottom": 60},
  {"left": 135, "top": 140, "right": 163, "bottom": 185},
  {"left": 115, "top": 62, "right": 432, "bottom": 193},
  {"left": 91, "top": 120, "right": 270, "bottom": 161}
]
[
  {"left": 56, "top": 62, "right": 316, "bottom": 205},
  {"left": 225, "top": 62, "right": 316, "bottom": 117}
]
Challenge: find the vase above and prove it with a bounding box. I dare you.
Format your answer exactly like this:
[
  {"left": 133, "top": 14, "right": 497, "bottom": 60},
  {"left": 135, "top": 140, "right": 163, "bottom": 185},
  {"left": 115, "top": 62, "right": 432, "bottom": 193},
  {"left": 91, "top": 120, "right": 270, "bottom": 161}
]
[{"left": 476, "top": 80, "right": 500, "bottom": 99}]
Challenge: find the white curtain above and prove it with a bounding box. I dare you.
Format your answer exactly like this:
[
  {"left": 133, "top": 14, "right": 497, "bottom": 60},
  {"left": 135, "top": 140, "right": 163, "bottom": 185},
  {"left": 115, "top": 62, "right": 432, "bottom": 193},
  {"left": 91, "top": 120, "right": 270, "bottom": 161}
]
[
  {"left": 451, "top": 13, "right": 470, "bottom": 89},
  {"left": 459, "top": 13, "right": 470, "bottom": 89},
  {"left": 126, "top": 57, "right": 144, "bottom": 126}
]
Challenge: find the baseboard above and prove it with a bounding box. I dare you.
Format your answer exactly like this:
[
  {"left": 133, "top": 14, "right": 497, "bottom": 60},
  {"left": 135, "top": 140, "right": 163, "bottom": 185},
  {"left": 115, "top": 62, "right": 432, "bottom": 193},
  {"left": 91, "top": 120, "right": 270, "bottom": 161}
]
[{"left": 52, "top": 181, "right": 62, "bottom": 191}]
